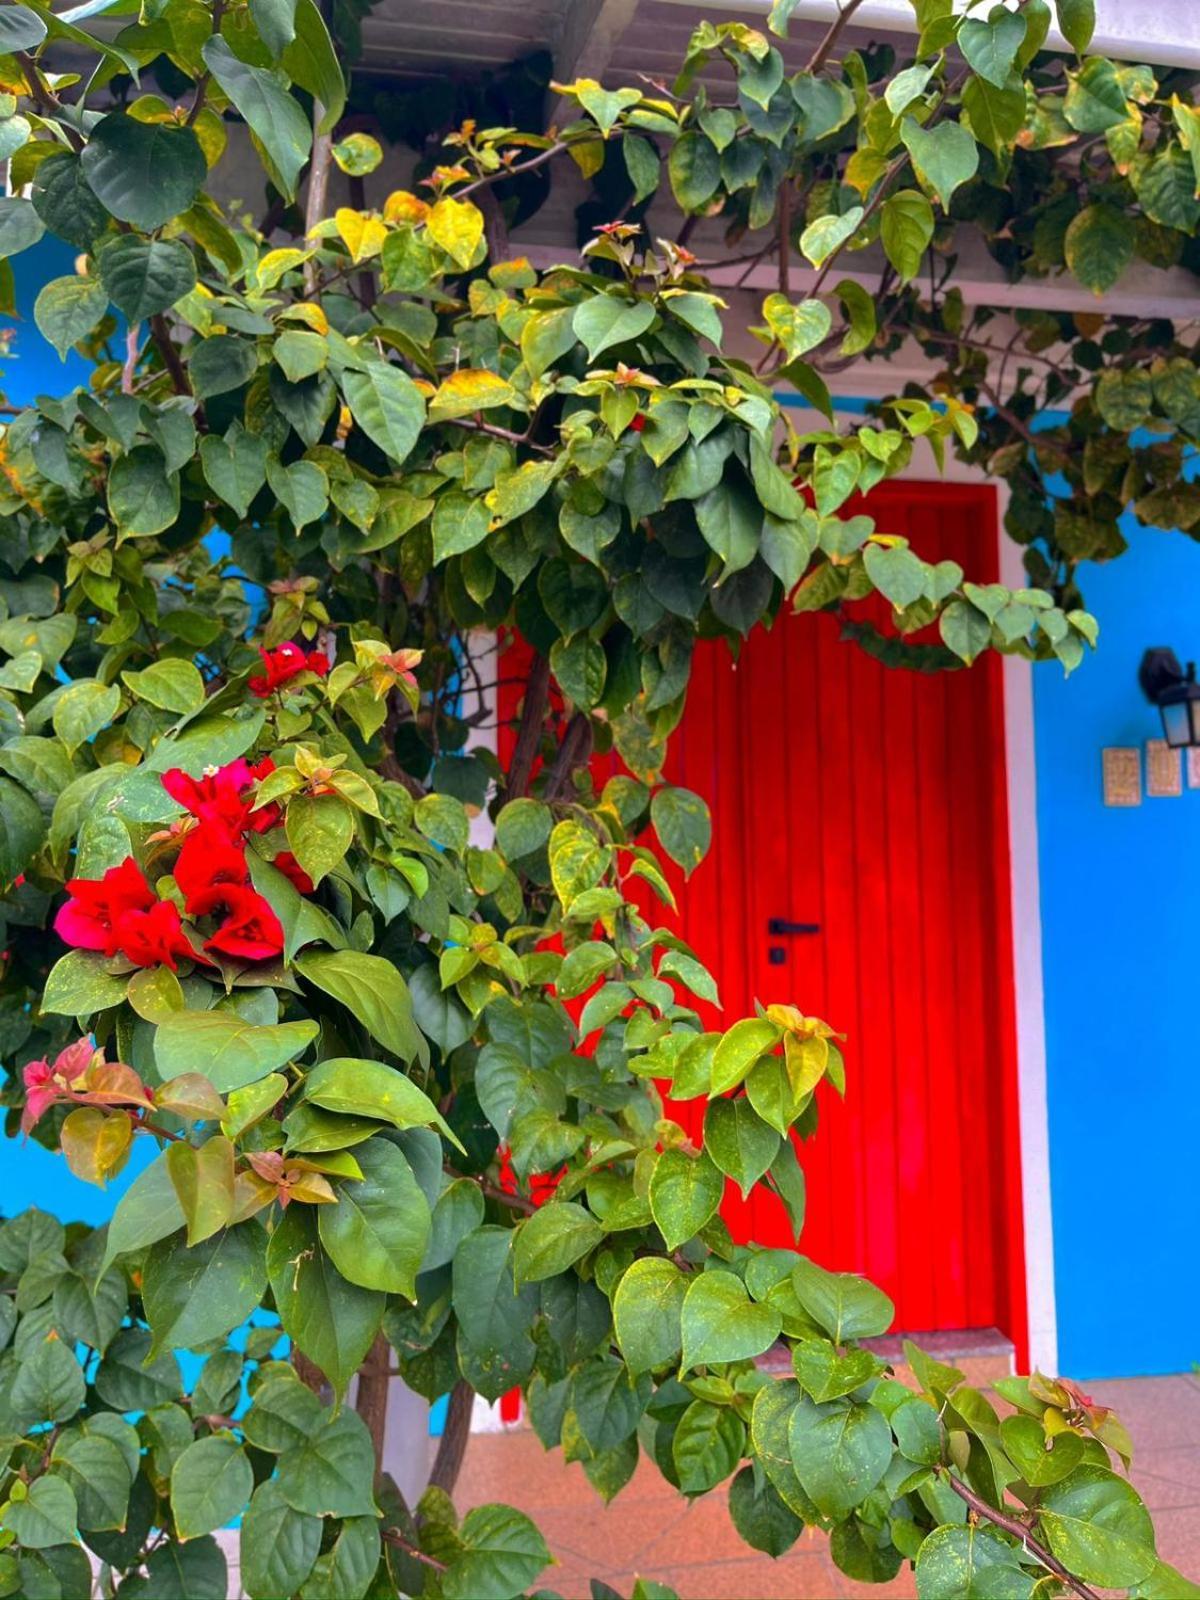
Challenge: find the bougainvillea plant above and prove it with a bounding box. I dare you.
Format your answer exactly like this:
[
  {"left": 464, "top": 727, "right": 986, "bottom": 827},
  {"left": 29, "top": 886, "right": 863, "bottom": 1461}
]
[{"left": 0, "top": 0, "right": 1196, "bottom": 1594}]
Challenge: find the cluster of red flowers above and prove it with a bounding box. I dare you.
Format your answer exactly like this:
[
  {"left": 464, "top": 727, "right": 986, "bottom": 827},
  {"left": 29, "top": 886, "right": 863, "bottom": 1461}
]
[
  {"left": 249, "top": 642, "right": 330, "bottom": 698},
  {"left": 54, "top": 758, "right": 312, "bottom": 971}
]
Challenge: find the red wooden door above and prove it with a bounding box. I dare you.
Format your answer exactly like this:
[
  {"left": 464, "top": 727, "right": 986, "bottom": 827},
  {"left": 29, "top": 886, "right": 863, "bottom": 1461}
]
[
  {"left": 661, "top": 482, "right": 1026, "bottom": 1359},
  {"left": 497, "top": 481, "right": 1026, "bottom": 1359}
]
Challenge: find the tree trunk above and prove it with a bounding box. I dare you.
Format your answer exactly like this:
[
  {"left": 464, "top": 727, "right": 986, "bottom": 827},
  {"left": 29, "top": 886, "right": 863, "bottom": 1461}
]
[
  {"left": 426, "top": 1380, "right": 474, "bottom": 1498},
  {"left": 355, "top": 1333, "right": 392, "bottom": 1480}
]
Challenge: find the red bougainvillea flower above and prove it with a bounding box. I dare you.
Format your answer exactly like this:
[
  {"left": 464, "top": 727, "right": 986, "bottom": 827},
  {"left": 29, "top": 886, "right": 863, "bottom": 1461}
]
[
  {"left": 249, "top": 642, "right": 331, "bottom": 698},
  {"left": 174, "top": 827, "right": 248, "bottom": 903},
  {"left": 163, "top": 758, "right": 278, "bottom": 835},
  {"left": 54, "top": 858, "right": 155, "bottom": 957},
  {"left": 21, "top": 1038, "right": 152, "bottom": 1132},
  {"left": 189, "top": 883, "right": 284, "bottom": 962},
  {"left": 629, "top": 412, "right": 646, "bottom": 433},
  {"left": 115, "top": 900, "right": 208, "bottom": 971},
  {"left": 272, "top": 851, "right": 314, "bottom": 895}
]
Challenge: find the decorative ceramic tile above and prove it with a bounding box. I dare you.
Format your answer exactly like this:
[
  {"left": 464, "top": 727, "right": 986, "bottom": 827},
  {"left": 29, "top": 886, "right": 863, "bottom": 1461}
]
[
  {"left": 1146, "top": 738, "right": 1182, "bottom": 798},
  {"left": 1102, "top": 747, "right": 1141, "bottom": 807}
]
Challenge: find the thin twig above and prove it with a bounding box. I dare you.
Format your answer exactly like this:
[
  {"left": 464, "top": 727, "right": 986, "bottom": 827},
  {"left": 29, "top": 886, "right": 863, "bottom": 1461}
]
[
  {"left": 454, "top": 142, "right": 569, "bottom": 199},
  {"left": 380, "top": 1529, "right": 447, "bottom": 1572},
  {"left": 185, "top": 0, "right": 225, "bottom": 127},
  {"left": 505, "top": 652, "right": 551, "bottom": 799},
  {"left": 943, "top": 1474, "right": 1102, "bottom": 1600},
  {"left": 806, "top": 0, "right": 869, "bottom": 73},
  {"left": 441, "top": 416, "right": 555, "bottom": 456},
  {"left": 15, "top": 53, "right": 84, "bottom": 151},
  {"left": 148, "top": 314, "right": 193, "bottom": 400}
]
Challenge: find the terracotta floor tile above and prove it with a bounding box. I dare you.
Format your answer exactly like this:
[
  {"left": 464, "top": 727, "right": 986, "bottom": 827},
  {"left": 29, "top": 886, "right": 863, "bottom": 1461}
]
[
  {"left": 1086, "top": 1377, "right": 1200, "bottom": 1452},
  {"left": 1141, "top": 1506, "right": 1200, "bottom": 1581},
  {"left": 638, "top": 1553, "right": 844, "bottom": 1599}
]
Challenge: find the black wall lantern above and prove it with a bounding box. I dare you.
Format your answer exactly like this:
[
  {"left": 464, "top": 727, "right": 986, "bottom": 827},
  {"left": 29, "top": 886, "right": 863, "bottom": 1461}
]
[{"left": 1139, "top": 647, "right": 1200, "bottom": 748}]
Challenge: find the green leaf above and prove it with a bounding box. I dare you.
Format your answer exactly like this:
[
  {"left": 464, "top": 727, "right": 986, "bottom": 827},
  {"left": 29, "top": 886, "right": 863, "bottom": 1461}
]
[
  {"left": 283, "top": 0, "right": 345, "bottom": 132},
  {"left": 80, "top": 113, "right": 206, "bottom": 230},
  {"left": 342, "top": 362, "right": 426, "bottom": 465},
  {"left": 793, "top": 1338, "right": 884, "bottom": 1404},
  {"left": 623, "top": 132, "right": 661, "bottom": 203},
  {"left": 650, "top": 784, "right": 710, "bottom": 875},
  {"left": 864, "top": 542, "right": 928, "bottom": 609},
  {"left": 939, "top": 597, "right": 991, "bottom": 664},
  {"left": 1036, "top": 1465, "right": 1157, "bottom": 1588},
  {"left": 0, "top": 195, "right": 44, "bottom": 258},
  {"left": 649, "top": 1147, "right": 724, "bottom": 1250},
  {"left": 121, "top": 658, "right": 205, "bottom": 715},
  {"left": 101, "top": 1153, "right": 184, "bottom": 1272},
  {"left": 200, "top": 423, "right": 268, "bottom": 517},
  {"left": 31, "top": 152, "right": 110, "bottom": 250},
  {"left": 155, "top": 1011, "right": 318, "bottom": 1093},
  {"left": 962, "top": 74, "right": 1027, "bottom": 158},
  {"left": 267, "top": 457, "right": 329, "bottom": 530},
  {"left": 296, "top": 948, "right": 428, "bottom": 1067},
  {"left": 0, "top": 776, "right": 43, "bottom": 882},
  {"left": 51, "top": 1425, "right": 133, "bottom": 1532},
  {"left": 171, "top": 1435, "right": 253, "bottom": 1540},
  {"left": 761, "top": 293, "right": 832, "bottom": 360},
  {"left": 452, "top": 1226, "right": 538, "bottom": 1397},
  {"left": 141, "top": 1536, "right": 228, "bottom": 1598},
  {"left": 999, "top": 1413, "right": 1084, "bottom": 1486},
  {"left": 33, "top": 274, "right": 108, "bottom": 361},
  {"left": 0, "top": 5, "right": 47, "bottom": 50},
  {"left": 512, "top": 1202, "right": 603, "bottom": 1284},
  {"left": 286, "top": 791, "right": 355, "bottom": 885},
  {"left": 703, "top": 1097, "right": 780, "bottom": 1197},
  {"left": 301, "top": 1055, "right": 453, "bottom": 1143},
  {"left": 496, "top": 797, "right": 553, "bottom": 861},
  {"left": 612, "top": 1256, "right": 686, "bottom": 1374},
  {"left": 881, "top": 189, "right": 935, "bottom": 282},
  {"left": 1057, "top": 0, "right": 1095, "bottom": 53},
  {"left": 572, "top": 294, "right": 657, "bottom": 362},
  {"left": 556, "top": 939, "right": 616, "bottom": 999},
  {"left": 788, "top": 1394, "right": 893, "bottom": 1518},
  {"left": 142, "top": 1224, "right": 267, "bottom": 1359},
  {"left": 50, "top": 678, "right": 120, "bottom": 758},
  {"left": 958, "top": 9, "right": 1026, "bottom": 87},
  {"left": 915, "top": 1524, "right": 1036, "bottom": 1599},
  {"left": 1065, "top": 203, "right": 1135, "bottom": 295},
  {"left": 901, "top": 117, "right": 979, "bottom": 210},
  {"left": 791, "top": 1257, "right": 894, "bottom": 1342},
  {"left": 680, "top": 1268, "right": 782, "bottom": 1368},
  {"left": 414, "top": 791, "right": 469, "bottom": 853},
  {"left": 267, "top": 1205, "right": 385, "bottom": 1397},
  {"left": 240, "top": 1479, "right": 322, "bottom": 1600},
  {"left": 42, "top": 948, "right": 127, "bottom": 1016},
  {"left": 98, "top": 236, "right": 196, "bottom": 322},
  {"left": 0, "top": 1477, "right": 78, "bottom": 1550},
  {"left": 192, "top": 336, "right": 260, "bottom": 400},
  {"left": 318, "top": 1135, "right": 431, "bottom": 1297},
  {"left": 9, "top": 1334, "right": 86, "bottom": 1428},
  {"left": 751, "top": 1380, "right": 820, "bottom": 1520},
  {"left": 108, "top": 445, "right": 179, "bottom": 538},
  {"left": 673, "top": 1398, "right": 745, "bottom": 1493},
  {"left": 275, "top": 1407, "right": 377, "bottom": 1519},
  {"left": 728, "top": 1464, "right": 803, "bottom": 1557},
  {"left": 799, "top": 207, "right": 864, "bottom": 267},
  {"left": 201, "top": 37, "right": 312, "bottom": 200},
  {"left": 249, "top": 0, "right": 297, "bottom": 54},
  {"left": 710, "top": 1017, "right": 781, "bottom": 1096},
  {"left": 667, "top": 130, "right": 721, "bottom": 211},
  {"left": 442, "top": 1505, "right": 551, "bottom": 1600}
]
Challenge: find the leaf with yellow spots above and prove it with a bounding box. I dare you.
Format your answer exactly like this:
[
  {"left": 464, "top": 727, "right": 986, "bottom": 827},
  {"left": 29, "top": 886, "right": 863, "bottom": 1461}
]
[
  {"left": 256, "top": 247, "right": 312, "bottom": 291},
  {"left": 425, "top": 195, "right": 484, "bottom": 269},
  {"left": 383, "top": 190, "right": 429, "bottom": 225},
  {"left": 335, "top": 209, "right": 388, "bottom": 265},
  {"left": 429, "top": 368, "right": 521, "bottom": 421}
]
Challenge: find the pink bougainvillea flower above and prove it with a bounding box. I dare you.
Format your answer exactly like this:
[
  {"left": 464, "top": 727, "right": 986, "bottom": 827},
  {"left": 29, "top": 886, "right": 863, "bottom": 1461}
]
[
  {"left": 248, "top": 643, "right": 330, "bottom": 698},
  {"left": 20, "top": 1038, "right": 152, "bottom": 1133},
  {"left": 189, "top": 883, "right": 285, "bottom": 963},
  {"left": 114, "top": 900, "right": 209, "bottom": 971},
  {"left": 54, "top": 858, "right": 156, "bottom": 957}
]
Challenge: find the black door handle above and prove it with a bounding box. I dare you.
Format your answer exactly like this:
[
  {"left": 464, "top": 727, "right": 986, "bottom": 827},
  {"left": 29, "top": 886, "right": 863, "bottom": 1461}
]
[{"left": 767, "top": 918, "right": 820, "bottom": 937}]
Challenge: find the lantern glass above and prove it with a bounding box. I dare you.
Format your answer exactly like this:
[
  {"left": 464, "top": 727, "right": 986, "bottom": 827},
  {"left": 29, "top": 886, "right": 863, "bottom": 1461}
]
[
  {"left": 1190, "top": 698, "right": 1200, "bottom": 745},
  {"left": 1161, "top": 700, "right": 1190, "bottom": 747}
]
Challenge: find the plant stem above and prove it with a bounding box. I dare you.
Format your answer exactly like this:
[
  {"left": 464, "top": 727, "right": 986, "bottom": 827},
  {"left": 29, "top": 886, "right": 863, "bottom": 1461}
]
[
  {"left": 943, "top": 1473, "right": 1102, "bottom": 1600},
  {"left": 354, "top": 1332, "right": 391, "bottom": 1481},
  {"left": 148, "top": 315, "right": 193, "bottom": 400},
  {"left": 455, "top": 143, "right": 568, "bottom": 199},
  {"left": 505, "top": 652, "right": 551, "bottom": 799},
  {"left": 380, "top": 1529, "right": 447, "bottom": 1571},
  {"left": 806, "top": 0, "right": 869, "bottom": 73},
  {"left": 542, "top": 710, "right": 593, "bottom": 802},
  {"left": 426, "top": 1379, "right": 474, "bottom": 1498}
]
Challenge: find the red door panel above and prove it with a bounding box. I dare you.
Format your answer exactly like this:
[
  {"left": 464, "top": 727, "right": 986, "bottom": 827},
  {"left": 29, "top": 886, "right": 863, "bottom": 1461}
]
[{"left": 497, "top": 481, "right": 1026, "bottom": 1360}]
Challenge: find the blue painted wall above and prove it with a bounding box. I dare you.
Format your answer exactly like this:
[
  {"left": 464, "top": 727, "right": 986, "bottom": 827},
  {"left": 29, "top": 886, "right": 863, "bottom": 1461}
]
[
  {"left": 3, "top": 241, "right": 155, "bottom": 1224},
  {"left": 1035, "top": 517, "right": 1200, "bottom": 1378}
]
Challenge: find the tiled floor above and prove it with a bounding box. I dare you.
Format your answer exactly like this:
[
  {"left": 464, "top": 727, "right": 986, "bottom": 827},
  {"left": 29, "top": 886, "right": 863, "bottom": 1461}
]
[{"left": 454, "top": 1374, "right": 1200, "bottom": 1599}]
